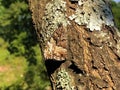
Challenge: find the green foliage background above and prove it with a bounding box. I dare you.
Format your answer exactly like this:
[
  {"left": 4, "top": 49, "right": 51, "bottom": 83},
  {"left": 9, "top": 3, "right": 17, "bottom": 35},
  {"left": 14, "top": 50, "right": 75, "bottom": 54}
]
[
  {"left": 0, "top": 0, "right": 119, "bottom": 90},
  {"left": 111, "top": 0, "right": 120, "bottom": 30},
  {"left": 0, "top": 0, "right": 50, "bottom": 90}
]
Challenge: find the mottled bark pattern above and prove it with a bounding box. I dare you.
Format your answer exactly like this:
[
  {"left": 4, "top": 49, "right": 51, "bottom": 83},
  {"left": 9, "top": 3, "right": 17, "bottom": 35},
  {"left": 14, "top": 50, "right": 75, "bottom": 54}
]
[{"left": 28, "top": 0, "right": 120, "bottom": 90}]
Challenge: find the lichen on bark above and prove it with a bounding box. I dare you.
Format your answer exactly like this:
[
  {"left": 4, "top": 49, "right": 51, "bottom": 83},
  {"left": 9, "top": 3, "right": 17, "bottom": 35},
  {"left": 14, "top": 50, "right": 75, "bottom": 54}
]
[
  {"left": 42, "top": 0, "right": 68, "bottom": 43},
  {"left": 28, "top": 0, "right": 120, "bottom": 89},
  {"left": 56, "top": 69, "right": 75, "bottom": 90},
  {"left": 69, "top": 0, "right": 114, "bottom": 31}
]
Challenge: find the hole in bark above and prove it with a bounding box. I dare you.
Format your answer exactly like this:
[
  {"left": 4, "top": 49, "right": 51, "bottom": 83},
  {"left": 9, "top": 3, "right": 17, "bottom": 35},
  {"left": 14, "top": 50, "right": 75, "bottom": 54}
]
[
  {"left": 45, "top": 59, "right": 65, "bottom": 75},
  {"left": 70, "top": 0, "right": 78, "bottom": 4},
  {"left": 117, "top": 57, "right": 120, "bottom": 61},
  {"left": 103, "top": 67, "right": 108, "bottom": 71},
  {"left": 81, "top": 12, "right": 85, "bottom": 15},
  {"left": 92, "top": 7, "right": 96, "bottom": 12},
  {"left": 69, "top": 7, "right": 76, "bottom": 10},
  {"left": 92, "top": 66, "right": 98, "bottom": 69},
  {"left": 86, "top": 37, "right": 91, "bottom": 42},
  {"left": 100, "top": 15, "right": 104, "bottom": 20},
  {"left": 69, "top": 62, "right": 84, "bottom": 74}
]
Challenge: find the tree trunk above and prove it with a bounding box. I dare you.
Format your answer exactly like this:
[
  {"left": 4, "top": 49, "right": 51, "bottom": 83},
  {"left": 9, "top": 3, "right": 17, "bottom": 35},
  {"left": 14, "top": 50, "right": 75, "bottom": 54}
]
[{"left": 28, "top": 0, "right": 120, "bottom": 89}]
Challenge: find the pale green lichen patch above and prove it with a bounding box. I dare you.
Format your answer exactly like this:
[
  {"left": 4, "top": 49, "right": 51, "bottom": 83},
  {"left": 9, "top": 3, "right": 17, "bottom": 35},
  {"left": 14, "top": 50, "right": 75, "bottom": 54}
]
[
  {"left": 69, "top": 0, "right": 115, "bottom": 31},
  {"left": 56, "top": 69, "right": 75, "bottom": 90},
  {"left": 42, "top": 0, "right": 68, "bottom": 42}
]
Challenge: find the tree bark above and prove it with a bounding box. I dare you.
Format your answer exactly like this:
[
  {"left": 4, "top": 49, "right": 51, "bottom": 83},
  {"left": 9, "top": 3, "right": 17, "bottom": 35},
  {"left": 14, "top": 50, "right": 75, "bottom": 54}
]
[{"left": 28, "top": 0, "right": 120, "bottom": 90}]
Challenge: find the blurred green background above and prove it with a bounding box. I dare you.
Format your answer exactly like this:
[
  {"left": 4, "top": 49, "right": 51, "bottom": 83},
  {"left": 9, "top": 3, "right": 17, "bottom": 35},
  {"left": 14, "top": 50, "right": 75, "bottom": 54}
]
[{"left": 0, "top": 0, "right": 119, "bottom": 90}]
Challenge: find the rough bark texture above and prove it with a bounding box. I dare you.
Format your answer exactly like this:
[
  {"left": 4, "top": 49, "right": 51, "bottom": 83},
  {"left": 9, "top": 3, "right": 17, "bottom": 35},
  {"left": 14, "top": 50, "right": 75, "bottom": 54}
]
[{"left": 28, "top": 0, "right": 120, "bottom": 90}]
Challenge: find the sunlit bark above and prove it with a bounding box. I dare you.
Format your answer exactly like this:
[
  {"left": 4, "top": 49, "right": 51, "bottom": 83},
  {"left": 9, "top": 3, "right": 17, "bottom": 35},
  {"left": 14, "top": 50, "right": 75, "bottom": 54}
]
[{"left": 28, "top": 0, "right": 120, "bottom": 89}]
